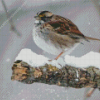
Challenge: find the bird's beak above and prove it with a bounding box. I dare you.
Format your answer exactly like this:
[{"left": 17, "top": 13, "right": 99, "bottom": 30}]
[{"left": 34, "top": 15, "right": 41, "bottom": 20}]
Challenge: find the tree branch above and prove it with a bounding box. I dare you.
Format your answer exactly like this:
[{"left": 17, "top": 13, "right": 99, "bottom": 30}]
[
  {"left": 1, "top": 0, "right": 21, "bottom": 36},
  {"left": 11, "top": 60, "right": 100, "bottom": 88},
  {"left": 11, "top": 49, "right": 100, "bottom": 97},
  {"left": 91, "top": 0, "right": 100, "bottom": 16}
]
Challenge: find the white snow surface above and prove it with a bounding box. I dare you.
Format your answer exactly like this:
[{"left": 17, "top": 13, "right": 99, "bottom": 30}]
[
  {"left": 65, "top": 51, "right": 100, "bottom": 68},
  {"left": 16, "top": 48, "right": 100, "bottom": 69},
  {"left": 15, "top": 48, "right": 66, "bottom": 68}
]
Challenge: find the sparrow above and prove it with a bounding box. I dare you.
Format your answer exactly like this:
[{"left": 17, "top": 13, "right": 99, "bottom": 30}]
[{"left": 33, "top": 11, "right": 100, "bottom": 60}]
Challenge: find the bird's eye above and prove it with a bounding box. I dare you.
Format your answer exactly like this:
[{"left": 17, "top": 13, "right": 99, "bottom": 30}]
[{"left": 39, "top": 14, "right": 45, "bottom": 17}]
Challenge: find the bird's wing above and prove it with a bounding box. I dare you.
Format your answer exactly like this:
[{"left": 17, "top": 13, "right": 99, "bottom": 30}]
[{"left": 43, "top": 20, "right": 85, "bottom": 39}]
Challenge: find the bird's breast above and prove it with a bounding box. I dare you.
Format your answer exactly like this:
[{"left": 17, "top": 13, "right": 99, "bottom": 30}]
[{"left": 32, "top": 25, "right": 64, "bottom": 55}]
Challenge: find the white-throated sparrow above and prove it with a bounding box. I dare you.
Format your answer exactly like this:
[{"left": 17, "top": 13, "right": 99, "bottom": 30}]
[{"left": 33, "top": 11, "right": 100, "bottom": 60}]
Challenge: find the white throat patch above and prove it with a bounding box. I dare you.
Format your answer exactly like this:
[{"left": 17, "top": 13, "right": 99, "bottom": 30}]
[{"left": 34, "top": 20, "right": 44, "bottom": 24}]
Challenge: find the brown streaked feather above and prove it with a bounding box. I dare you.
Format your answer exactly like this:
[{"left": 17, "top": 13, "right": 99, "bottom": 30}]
[{"left": 44, "top": 20, "right": 85, "bottom": 38}]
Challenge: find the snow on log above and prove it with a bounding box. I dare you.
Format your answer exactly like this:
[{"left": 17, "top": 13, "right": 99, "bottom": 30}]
[{"left": 11, "top": 48, "right": 100, "bottom": 96}]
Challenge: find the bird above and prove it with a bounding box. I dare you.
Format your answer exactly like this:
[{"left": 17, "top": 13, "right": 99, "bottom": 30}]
[{"left": 33, "top": 11, "right": 100, "bottom": 60}]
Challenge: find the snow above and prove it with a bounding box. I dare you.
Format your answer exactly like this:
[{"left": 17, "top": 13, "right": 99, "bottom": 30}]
[
  {"left": 15, "top": 48, "right": 48, "bottom": 67},
  {"left": 15, "top": 48, "right": 65, "bottom": 68},
  {"left": 88, "top": 22, "right": 90, "bottom": 25},
  {"left": 16, "top": 48, "right": 100, "bottom": 69},
  {"left": 65, "top": 51, "right": 100, "bottom": 68}
]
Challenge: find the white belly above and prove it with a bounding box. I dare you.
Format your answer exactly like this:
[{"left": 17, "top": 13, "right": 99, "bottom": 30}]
[
  {"left": 33, "top": 26, "right": 63, "bottom": 55},
  {"left": 32, "top": 26, "right": 80, "bottom": 56}
]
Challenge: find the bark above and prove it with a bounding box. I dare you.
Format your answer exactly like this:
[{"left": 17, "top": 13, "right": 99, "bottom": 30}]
[{"left": 11, "top": 60, "right": 100, "bottom": 90}]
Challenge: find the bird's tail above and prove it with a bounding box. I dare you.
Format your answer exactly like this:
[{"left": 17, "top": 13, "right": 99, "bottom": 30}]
[{"left": 85, "top": 36, "right": 100, "bottom": 41}]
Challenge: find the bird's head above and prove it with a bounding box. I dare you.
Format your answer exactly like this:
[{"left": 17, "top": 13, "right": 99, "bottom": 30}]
[{"left": 34, "top": 11, "right": 53, "bottom": 24}]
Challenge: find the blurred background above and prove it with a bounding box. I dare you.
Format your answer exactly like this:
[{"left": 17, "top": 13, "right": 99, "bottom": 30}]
[{"left": 0, "top": 0, "right": 100, "bottom": 100}]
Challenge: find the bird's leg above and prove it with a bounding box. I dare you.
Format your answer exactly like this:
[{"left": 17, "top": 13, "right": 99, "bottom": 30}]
[
  {"left": 55, "top": 51, "right": 64, "bottom": 60},
  {"left": 48, "top": 51, "right": 64, "bottom": 61},
  {"left": 86, "top": 88, "right": 95, "bottom": 97}
]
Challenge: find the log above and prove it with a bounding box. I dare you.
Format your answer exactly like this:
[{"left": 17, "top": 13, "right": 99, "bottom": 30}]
[
  {"left": 11, "top": 60, "right": 100, "bottom": 89},
  {"left": 11, "top": 49, "right": 100, "bottom": 97}
]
